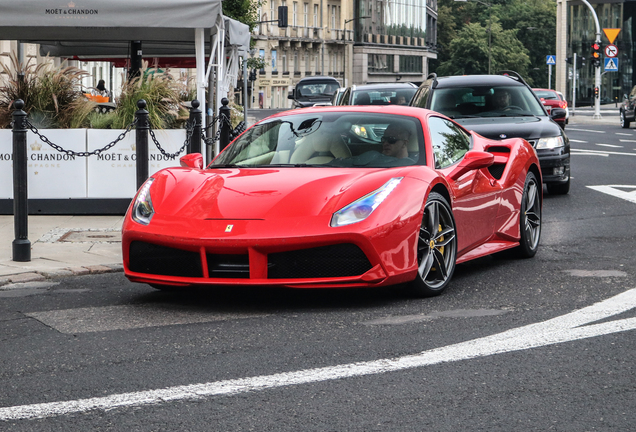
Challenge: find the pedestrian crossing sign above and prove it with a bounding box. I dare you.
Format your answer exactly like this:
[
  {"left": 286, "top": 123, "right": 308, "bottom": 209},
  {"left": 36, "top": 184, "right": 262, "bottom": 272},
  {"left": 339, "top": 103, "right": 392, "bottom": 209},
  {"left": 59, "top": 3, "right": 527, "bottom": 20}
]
[
  {"left": 546, "top": 55, "right": 556, "bottom": 65},
  {"left": 604, "top": 57, "right": 618, "bottom": 71}
]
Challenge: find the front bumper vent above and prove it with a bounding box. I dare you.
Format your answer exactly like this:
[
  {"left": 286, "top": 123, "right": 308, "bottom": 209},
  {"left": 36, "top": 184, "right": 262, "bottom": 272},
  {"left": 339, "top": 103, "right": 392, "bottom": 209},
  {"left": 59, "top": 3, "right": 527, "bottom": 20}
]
[{"left": 268, "top": 244, "right": 372, "bottom": 279}]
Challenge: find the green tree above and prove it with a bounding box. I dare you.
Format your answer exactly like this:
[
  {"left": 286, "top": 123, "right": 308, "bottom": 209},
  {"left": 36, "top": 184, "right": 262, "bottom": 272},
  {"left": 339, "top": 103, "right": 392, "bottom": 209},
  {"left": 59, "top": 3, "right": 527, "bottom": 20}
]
[
  {"left": 437, "top": 19, "right": 530, "bottom": 77},
  {"left": 222, "top": 0, "right": 264, "bottom": 33},
  {"left": 433, "top": 0, "right": 555, "bottom": 86}
]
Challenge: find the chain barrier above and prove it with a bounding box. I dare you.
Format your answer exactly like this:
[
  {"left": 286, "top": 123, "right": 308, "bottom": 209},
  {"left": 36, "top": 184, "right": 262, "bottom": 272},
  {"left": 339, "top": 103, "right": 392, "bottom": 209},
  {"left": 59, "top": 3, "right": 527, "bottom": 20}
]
[
  {"left": 25, "top": 118, "right": 138, "bottom": 157},
  {"left": 230, "top": 121, "right": 246, "bottom": 141},
  {"left": 148, "top": 119, "right": 194, "bottom": 159}
]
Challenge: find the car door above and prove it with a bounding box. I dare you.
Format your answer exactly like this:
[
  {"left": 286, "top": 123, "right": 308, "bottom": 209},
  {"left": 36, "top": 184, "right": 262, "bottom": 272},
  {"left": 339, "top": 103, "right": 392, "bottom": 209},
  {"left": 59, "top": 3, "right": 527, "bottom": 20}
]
[{"left": 426, "top": 116, "right": 500, "bottom": 254}]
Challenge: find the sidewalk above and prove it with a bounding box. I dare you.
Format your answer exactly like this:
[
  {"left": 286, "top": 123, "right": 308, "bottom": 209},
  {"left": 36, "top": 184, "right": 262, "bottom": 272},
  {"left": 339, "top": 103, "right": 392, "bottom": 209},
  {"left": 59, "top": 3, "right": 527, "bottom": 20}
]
[{"left": 0, "top": 215, "right": 124, "bottom": 287}]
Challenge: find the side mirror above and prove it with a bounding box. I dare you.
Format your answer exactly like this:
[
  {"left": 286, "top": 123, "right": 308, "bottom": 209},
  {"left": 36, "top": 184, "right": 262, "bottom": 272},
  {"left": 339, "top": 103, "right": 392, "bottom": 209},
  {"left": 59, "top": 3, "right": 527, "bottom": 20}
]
[
  {"left": 288, "top": 89, "right": 295, "bottom": 100},
  {"left": 448, "top": 151, "right": 494, "bottom": 180},
  {"left": 180, "top": 153, "right": 203, "bottom": 169},
  {"left": 550, "top": 108, "right": 566, "bottom": 120}
]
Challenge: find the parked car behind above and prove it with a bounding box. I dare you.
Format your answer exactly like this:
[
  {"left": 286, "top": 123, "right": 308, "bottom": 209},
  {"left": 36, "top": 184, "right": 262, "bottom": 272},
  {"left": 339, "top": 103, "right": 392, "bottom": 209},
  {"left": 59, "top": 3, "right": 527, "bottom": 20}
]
[
  {"left": 335, "top": 83, "right": 417, "bottom": 106},
  {"left": 620, "top": 86, "right": 636, "bottom": 128},
  {"left": 533, "top": 88, "right": 568, "bottom": 129},
  {"left": 410, "top": 71, "right": 570, "bottom": 194},
  {"left": 288, "top": 76, "right": 341, "bottom": 109}
]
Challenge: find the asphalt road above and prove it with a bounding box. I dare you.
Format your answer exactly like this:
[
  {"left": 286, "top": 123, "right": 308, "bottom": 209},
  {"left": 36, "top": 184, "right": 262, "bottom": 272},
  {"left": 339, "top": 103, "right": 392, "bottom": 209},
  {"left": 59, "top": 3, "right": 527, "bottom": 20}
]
[{"left": 1, "top": 122, "right": 636, "bottom": 431}]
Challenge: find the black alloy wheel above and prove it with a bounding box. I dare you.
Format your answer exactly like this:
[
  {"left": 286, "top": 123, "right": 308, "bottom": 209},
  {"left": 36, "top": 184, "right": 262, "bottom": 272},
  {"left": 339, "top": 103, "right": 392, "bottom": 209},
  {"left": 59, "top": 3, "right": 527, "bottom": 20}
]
[
  {"left": 517, "top": 172, "right": 541, "bottom": 258},
  {"left": 410, "top": 192, "right": 457, "bottom": 297}
]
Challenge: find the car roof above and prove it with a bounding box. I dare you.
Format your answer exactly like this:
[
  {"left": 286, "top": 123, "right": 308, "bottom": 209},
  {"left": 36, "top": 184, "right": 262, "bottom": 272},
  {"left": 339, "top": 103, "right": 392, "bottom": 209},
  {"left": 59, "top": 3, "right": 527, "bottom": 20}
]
[
  {"left": 351, "top": 83, "right": 417, "bottom": 91},
  {"left": 435, "top": 75, "right": 527, "bottom": 88},
  {"left": 297, "top": 76, "right": 340, "bottom": 84},
  {"left": 532, "top": 88, "right": 557, "bottom": 92}
]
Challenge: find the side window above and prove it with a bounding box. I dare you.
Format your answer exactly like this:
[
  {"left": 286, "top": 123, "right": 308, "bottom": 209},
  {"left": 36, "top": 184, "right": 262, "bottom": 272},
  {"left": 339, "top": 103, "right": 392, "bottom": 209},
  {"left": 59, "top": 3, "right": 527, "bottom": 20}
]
[
  {"left": 341, "top": 88, "right": 350, "bottom": 105},
  {"left": 412, "top": 81, "right": 432, "bottom": 108},
  {"left": 428, "top": 117, "right": 471, "bottom": 169}
]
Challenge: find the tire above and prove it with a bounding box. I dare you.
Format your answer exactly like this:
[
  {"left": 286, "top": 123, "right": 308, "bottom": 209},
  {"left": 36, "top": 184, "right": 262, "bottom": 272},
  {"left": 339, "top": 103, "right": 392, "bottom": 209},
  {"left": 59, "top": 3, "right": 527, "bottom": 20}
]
[
  {"left": 620, "top": 111, "right": 631, "bottom": 128},
  {"left": 546, "top": 177, "right": 570, "bottom": 195},
  {"left": 408, "top": 192, "right": 457, "bottom": 297},
  {"left": 516, "top": 172, "right": 542, "bottom": 258}
]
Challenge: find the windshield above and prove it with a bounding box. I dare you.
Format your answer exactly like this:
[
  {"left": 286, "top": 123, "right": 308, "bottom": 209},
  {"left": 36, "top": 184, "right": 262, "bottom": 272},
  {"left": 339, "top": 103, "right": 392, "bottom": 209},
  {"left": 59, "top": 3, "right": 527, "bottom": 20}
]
[
  {"left": 430, "top": 85, "right": 546, "bottom": 119},
  {"left": 352, "top": 88, "right": 416, "bottom": 105},
  {"left": 296, "top": 81, "right": 339, "bottom": 98},
  {"left": 211, "top": 112, "right": 424, "bottom": 168},
  {"left": 533, "top": 90, "right": 559, "bottom": 100}
]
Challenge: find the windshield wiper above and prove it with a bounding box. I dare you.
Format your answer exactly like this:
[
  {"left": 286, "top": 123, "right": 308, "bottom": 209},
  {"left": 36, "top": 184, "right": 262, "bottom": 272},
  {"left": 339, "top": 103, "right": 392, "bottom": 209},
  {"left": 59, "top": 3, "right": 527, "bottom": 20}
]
[{"left": 210, "top": 163, "right": 243, "bottom": 168}]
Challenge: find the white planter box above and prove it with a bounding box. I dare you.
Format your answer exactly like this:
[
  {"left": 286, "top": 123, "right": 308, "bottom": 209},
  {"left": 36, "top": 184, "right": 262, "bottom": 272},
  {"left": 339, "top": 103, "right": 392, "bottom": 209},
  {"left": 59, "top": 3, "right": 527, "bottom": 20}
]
[{"left": 1, "top": 128, "right": 187, "bottom": 200}]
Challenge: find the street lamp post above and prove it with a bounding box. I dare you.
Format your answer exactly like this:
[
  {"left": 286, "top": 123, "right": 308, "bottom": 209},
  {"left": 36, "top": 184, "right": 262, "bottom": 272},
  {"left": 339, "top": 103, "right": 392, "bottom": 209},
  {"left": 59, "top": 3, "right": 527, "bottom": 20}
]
[{"left": 455, "top": 0, "right": 492, "bottom": 74}]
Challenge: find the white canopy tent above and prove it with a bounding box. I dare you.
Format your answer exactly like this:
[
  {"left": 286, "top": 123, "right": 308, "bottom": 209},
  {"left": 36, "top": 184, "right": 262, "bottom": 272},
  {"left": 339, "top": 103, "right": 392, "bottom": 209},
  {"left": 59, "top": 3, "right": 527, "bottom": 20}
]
[{"left": 0, "top": 0, "right": 250, "bottom": 158}]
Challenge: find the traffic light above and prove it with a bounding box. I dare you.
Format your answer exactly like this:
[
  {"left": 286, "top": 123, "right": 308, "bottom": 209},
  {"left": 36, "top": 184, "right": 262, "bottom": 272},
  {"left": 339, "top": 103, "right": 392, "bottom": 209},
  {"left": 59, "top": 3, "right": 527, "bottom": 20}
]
[
  {"left": 576, "top": 56, "right": 585, "bottom": 69},
  {"left": 249, "top": 69, "right": 257, "bottom": 81},
  {"left": 278, "top": 5, "right": 288, "bottom": 28},
  {"left": 591, "top": 42, "right": 602, "bottom": 67},
  {"left": 594, "top": 87, "right": 599, "bottom": 99}
]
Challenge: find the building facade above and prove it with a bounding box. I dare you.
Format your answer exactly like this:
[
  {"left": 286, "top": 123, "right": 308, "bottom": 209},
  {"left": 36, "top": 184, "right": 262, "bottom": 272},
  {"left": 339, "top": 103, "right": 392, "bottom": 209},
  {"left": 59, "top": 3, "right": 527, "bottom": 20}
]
[
  {"left": 250, "top": 0, "right": 437, "bottom": 109},
  {"left": 556, "top": 0, "right": 635, "bottom": 106}
]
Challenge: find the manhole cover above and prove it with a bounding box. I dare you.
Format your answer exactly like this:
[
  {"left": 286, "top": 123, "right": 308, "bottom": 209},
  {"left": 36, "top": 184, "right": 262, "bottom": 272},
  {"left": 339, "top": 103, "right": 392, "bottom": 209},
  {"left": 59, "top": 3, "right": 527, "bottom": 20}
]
[
  {"left": 38, "top": 228, "right": 121, "bottom": 243},
  {"left": 59, "top": 230, "right": 121, "bottom": 243}
]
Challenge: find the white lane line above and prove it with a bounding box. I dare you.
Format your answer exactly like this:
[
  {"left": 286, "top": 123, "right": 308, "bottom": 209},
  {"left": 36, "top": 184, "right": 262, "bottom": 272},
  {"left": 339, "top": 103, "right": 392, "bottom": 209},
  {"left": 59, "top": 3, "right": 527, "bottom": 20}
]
[
  {"left": 615, "top": 133, "right": 633, "bottom": 136},
  {"left": 571, "top": 151, "right": 609, "bottom": 157},
  {"left": 566, "top": 128, "right": 605, "bottom": 133},
  {"left": 587, "top": 185, "right": 636, "bottom": 204},
  {"left": 568, "top": 139, "right": 587, "bottom": 143},
  {"left": 2, "top": 289, "right": 636, "bottom": 422},
  {"left": 570, "top": 148, "right": 636, "bottom": 157},
  {"left": 619, "top": 139, "right": 636, "bottom": 142},
  {"left": 596, "top": 144, "right": 623, "bottom": 148}
]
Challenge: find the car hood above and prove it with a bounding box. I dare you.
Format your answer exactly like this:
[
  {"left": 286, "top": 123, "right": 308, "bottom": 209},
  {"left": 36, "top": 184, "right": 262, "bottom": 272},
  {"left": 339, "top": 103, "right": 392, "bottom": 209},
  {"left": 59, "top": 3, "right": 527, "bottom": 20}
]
[
  {"left": 454, "top": 116, "right": 562, "bottom": 141},
  {"left": 149, "top": 167, "right": 409, "bottom": 220}
]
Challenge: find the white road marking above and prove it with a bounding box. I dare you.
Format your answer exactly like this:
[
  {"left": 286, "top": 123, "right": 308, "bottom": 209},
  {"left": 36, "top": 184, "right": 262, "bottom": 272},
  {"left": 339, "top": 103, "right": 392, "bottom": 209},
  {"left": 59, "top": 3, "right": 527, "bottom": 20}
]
[
  {"left": 571, "top": 151, "right": 609, "bottom": 157},
  {"left": 596, "top": 144, "right": 623, "bottom": 148},
  {"left": 568, "top": 139, "right": 587, "bottom": 143},
  {"left": 619, "top": 139, "right": 636, "bottom": 142},
  {"left": 2, "top": 289, "right": 636, "bottom": 422},
  {"left": 566, "top": 128, "right": 605, "bottom": 133},
  {"left": 571, "top": 148, "right": 636, "bottom": 157},
  {"left": 587, "top": 185, "right": 636, "bottom": 204},
  {"left": 615, "top": 133, "right": 633, "bottom": 136}
]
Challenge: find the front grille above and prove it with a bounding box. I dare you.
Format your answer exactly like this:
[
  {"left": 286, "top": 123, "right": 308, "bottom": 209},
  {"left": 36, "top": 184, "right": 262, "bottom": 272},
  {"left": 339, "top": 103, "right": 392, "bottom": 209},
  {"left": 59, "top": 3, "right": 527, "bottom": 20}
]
[
  {"left": 268, "top": 244, "right": 373, "bottom": 279},
  {"left": 129, "top": 241, "right": 203, "bottom": 277},
  {"left": 207, "top": 254, "right": 250, "bottom": 278}
]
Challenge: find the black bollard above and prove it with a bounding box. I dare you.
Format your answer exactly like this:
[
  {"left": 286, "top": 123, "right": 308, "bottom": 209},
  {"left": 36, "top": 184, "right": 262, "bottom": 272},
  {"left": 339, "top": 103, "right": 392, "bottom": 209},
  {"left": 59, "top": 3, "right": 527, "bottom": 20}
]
[
  {"left": 219, "top": 97, "right": 231, "bottom": 152},
  {"left": 135, "top": 99, "right": 149, "bottom": 190},
  {"left": 188, "top": 99, "right": 202, "bottom": 154},
  {"left": 12, "top": 99, "right": 31, "bottom": 262}
]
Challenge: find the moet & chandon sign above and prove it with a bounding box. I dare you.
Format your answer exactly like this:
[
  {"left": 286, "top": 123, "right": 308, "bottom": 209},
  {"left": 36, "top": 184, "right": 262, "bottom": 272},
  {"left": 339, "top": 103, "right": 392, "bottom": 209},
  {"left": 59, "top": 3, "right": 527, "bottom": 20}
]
[{"left": 45, "top": 2, "right": 99, "bottom": 16}]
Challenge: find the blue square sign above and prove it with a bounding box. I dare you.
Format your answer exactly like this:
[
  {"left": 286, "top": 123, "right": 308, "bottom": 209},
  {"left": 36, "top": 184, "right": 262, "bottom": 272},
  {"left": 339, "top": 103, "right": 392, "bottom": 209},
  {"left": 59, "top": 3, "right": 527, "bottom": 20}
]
[
  {"left": 546, "top": 55, "right": 556, "bottom": 65},
  {"left": 604, "top": 57, "right": 618, "bottom": 71}
]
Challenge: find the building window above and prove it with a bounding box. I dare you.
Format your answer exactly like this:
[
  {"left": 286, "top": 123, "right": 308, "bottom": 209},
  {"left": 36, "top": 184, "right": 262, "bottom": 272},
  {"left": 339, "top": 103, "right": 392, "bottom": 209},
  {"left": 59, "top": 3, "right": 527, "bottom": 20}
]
[
  {"left": 282, "top": 54, "right": 288, "bottom": 72},
  {"left": 272, "top": 50, "right": 277, "bottom": 71},
  {"left": 313, "top": 4, "right": 318, "bottom": 27},
  {"left": 331, "top": 5, "right": 336, "bottom": 29},
  {"left": 368, "top": 54, "right": 393, "bottom": 73},
  {"left": 259, "top": 49, "right": 266, "bottom": 72},
  {"left": 304, "top": 3, "right": 308, "bottom": 27},
  {"left": 270, "top": 0, "right": 276, "bottom": 24},
  {"left": 294, "top": 52, "right": 299, "bottom": 72},
  {"left": 305, "top": 54, "right": 311, "bottom": 72},
  {"left": 399, "top": 55, "right": 422, "bottom": 73},
  {"left": 293, "top": 2, "right": 298, "bottom": 26}
]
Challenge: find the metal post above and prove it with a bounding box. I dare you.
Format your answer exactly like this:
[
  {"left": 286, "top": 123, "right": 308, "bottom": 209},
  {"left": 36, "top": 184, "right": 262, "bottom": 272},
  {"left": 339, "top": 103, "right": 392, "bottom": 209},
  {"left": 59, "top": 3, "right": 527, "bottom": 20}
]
[
  {"left": 188, "top": 99, "right": 202, "bottom": 154},
  {"left": 243, "top": 57, "right": 248, "bottom": 127},
  {"left": 580, "top": 0, "right": 602, "bottom": 119},
  {"left": 219, "top": 97, "right": 231, "bottom": 152},
  {"left": 12, "top": 100, "right": 30, "bottom": 262},
  {"left": 135, "top": 99, "right": 149, "bottom": 190},
  {"left": 548, "top": 64, "right": 552, "bottom": 89},
  {"left": 572, "top": 53, "right": 577, "bottom": 116}
]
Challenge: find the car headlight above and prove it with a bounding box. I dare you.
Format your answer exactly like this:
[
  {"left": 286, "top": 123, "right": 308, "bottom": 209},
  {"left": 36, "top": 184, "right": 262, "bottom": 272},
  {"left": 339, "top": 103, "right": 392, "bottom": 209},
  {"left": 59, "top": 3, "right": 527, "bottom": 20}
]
[
  {"left": 131, "top": 178, "right": 155, "bottom": 225},
  {"left": 535, "top": 136, "right": 564, "bottom": 149},
  {"left": 330, "top": 178, "right": 403, "bottom": 227}
]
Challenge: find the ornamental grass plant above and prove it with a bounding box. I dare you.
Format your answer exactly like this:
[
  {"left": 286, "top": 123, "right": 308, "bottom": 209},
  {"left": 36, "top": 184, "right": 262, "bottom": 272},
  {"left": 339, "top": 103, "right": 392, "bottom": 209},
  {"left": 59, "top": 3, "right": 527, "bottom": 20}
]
[{"left": 0, "top": 53, "right": 95, "bottom": 129}]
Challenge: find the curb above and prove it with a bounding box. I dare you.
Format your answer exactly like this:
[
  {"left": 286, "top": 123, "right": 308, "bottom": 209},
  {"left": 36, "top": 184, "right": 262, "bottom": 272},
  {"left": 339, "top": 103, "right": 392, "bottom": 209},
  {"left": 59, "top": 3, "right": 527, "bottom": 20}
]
[{"left": 0, "top": 264, "right": 123, "bottom": 289}]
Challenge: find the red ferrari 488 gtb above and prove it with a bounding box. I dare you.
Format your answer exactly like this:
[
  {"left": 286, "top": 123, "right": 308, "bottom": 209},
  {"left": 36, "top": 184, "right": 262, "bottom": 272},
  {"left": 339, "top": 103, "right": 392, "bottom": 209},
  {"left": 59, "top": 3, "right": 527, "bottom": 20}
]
[{"left": 123, "top": 106, "right": 542, "bottom": 297}]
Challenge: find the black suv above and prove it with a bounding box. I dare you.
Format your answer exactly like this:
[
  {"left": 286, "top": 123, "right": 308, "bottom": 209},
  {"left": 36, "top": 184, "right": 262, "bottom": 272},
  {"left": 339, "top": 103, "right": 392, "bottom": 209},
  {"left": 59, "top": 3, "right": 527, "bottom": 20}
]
[
  {"left": 288, "top": 76, "right": 341, "bottom": 109},
  {"left": 620, "top": 88, "right": 636, "bottom": 128},
  {"left": 410, "top": 72, "right": 570, "bottom": 194}
]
